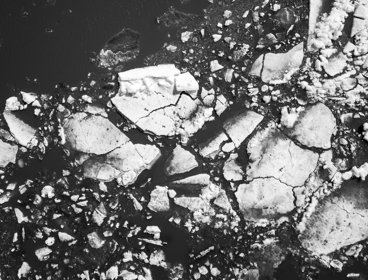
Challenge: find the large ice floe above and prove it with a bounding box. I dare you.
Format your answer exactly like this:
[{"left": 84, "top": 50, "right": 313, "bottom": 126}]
[
  {"left": 299, "top": 182, "right": 368, "bottom": 255},
  {"left": 235, "top": 103, "right": 337, "bottom": 221},
  {"left": 62, "top": 112, "right": 161, "bottom": 185},
  {"left": 112, "top": 64, "right": 213, "bottom": 142},
  {"left": 249, "top": 42, "right": 304, "bottom": 84},
  {"left": 280, "top": 103, "right": 336, "bottom": 149},
  {"left": 3, "top": 110, "right": 38, "bottom": 147},
  {"left": 0, "top": 139, "right": 18, "bottom": 168}
]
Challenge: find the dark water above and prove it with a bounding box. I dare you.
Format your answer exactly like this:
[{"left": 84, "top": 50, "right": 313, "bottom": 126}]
[{"left": 0, "top": 0, "right": 208, "bottom": 100}]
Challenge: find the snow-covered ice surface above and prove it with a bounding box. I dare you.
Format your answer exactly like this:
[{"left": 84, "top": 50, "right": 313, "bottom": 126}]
[{"left": 2, "top": 0, "right": 368, "bottom": 279}]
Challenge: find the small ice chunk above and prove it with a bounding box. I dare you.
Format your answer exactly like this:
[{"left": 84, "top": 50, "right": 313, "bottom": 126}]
[
  {"left": 35, "top": 247, "right": 52, "bottom": 261},
  {"left": 87, "top": 232, "right": 105, "bottom": 249},
  {"left": 181, "top": 31, "right": 193, "bottom": 43},
  {"left": 164, "top": 145, "right": 198, "bottom": 175},
  {"left": 18, "top": 262, "right": 31, "bottom": 278},
  {"left": 210, "top": 60, "right": 224, "bottom": 72},
  {"left": 148, "top": 186, "right": 170, "bottom": 212}
]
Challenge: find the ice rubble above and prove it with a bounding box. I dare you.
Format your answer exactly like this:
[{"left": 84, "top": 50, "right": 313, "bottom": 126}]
[
  {"left": 148, "top": 173, "right": 238, "bottom": 227},
  {"left": 309, "top": 0, "right": 354, "bottom": 51},
  {"left": 171, "top": 178, "right": 236, "bottom": 225},
  {"left": 308, "top": 0, "right": 325, "bottom": 49}
]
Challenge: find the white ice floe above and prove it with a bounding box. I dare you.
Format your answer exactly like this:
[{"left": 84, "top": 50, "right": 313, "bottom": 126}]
[
  {"left": 112, "top": 64, "right": 213, "bottom": 141},
  {"left": 0, "top": 139, "right": 18, "bottom": 168},
  {"left": 236, "top": 178, "right": 295, "bottom": 220},
  {"left": 3, "top": 110, "right": 37, "bottom": 147},
  {"left": 164, "top": 145, "right": 198, "bottom": 176},
  {"left": 299, "top": 182, "right": 368, "bottom": 255},
  {"left": 249, "top": 43, "right": 304, "bottom": 84}
]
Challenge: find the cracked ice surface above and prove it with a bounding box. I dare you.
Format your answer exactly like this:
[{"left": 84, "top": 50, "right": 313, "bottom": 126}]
[
  {"left": 3, "top": 110, "right": 38, "bottom": 147},
  {"left": 299, "top": 182, "right": 368, "bottom": 255},
  {"left": 281, "top": 103, "right": 336, "bottom": 149},
  {"left": 235, "top": 178, "right": 295, "bottom": 220},
  {"left": 112, "top": 64, "right": 213, "bottom": 141},
  {"left": 249, "top": 43, "right": 304, "bottom": 84},
  {"left": 246, "top": 123, "right": 319, "bottom": 187},
  {"left": 199, "top": 110, "right": 263, "bottom": 158},
  {"left": 62, "top": 112, "right": 129, "bottom": 155},
  {"left": 83, "top": 142, "right": 161, "bottom": 185},
  {"left": 62, "top": 112, "right": 161, "bottom": 185}
]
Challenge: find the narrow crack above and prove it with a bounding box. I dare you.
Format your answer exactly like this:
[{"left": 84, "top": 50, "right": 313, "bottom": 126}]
[
  {"left": 330, "top": 200, "right": 366, "bottom": 219},
  {"left": 134, "top": 91, "right": 198, "bottom": 124},
  {"left": 243, "top": 175, "right": 296, "bottom": 188}
]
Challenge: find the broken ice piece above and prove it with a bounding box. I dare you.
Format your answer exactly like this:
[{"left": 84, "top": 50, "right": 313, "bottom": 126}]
[
  {"left": 210, "top": 60, "right": 224, "bottom": 72},
  {"left": 281, "top": 103, "right": 336, "bottom": 149},
  {"left": 0, "top": 139, "right": 18, "bottom": 168},
  {"left": 87, "top": 232, "right": 105, "bottom": 249},
  {"left": 308, "top": 0, "right": 324, "bottom": 48},
  {"left": 150, "top": 250, "right": 167, "bottom": 268},
  {"left": 169, "top": 173, "right": 211, "bottom": 191},
  {"left": 246, "top": 122, "right": 319, "bottom": 186},
  {"left": 92, "top": 202, "right": 107, "bottom": 226},
  {"left": 112, "top": 64, "right": 211, "bottom": 139},
  {"left": 164, "top": 145, "right": 198, "bottom": 175},
  {"left": 148, "top": 186, "right": 170, "bottom": 212},
  {"left": 199, "top": 132, "right": 229, "bottom": 159},
  {"left": 83, "top": 142, "right": 161, "bottom": 185},
  {"left": 62, "top": 112, "right": 129, "bottom": 155},
  {"left": 58, "top": 232, "right": 75, "bottom": 242},
  {"left": 174, "top": 196, "right": 211, "bottom": 213},
  {"left": 181, "top": 31, "right": 193, "bottom": 43},
  {"left": 18, "top": 262, "right": 31, "bottom": 278},
  {"left": 235, "top": 178, "right": 295, "bottom": 220},
  {"left": 5, "top": 97, "right": 23, "bottom": 111},
  {"left": 3, "top": 110, "right": 37, "bottom": 147},
  {"left": 21, "top": 91, "right": 37, "bottom": 105},
  {"left": 98, "top": 28, "right": 140, "bottom": 68},
  {"left": 106, "top": 266, "right": 119, "bottom": 280},
  {"left": 299, "top": 182, "right": 368, "bottom": 255},
  {"left": 223, "top": 153, "right": 244, "bottom": 181},
  {"left": 14, "top": 208, "right": 28, "bottom": 223},
  {"left": 249, "top": 43, "right": 304, "bottom": 84},
  {"left": 175, "top": 72, "right": 199, "bottom": 97},
  {"left": 323, "top": 52, "right": 347, "bottom": 76},
  {"left": 35, "top": 247, "right": 52, "bottom": 261},
  {"left": 41, "top": 185, "right": 55, "bottom": 199},
  {"left": 145, "top": 225, "right": 161, "bottom": 239},
  {"left": 223, "top": 111, "right": 263, "bottom": 148}
]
